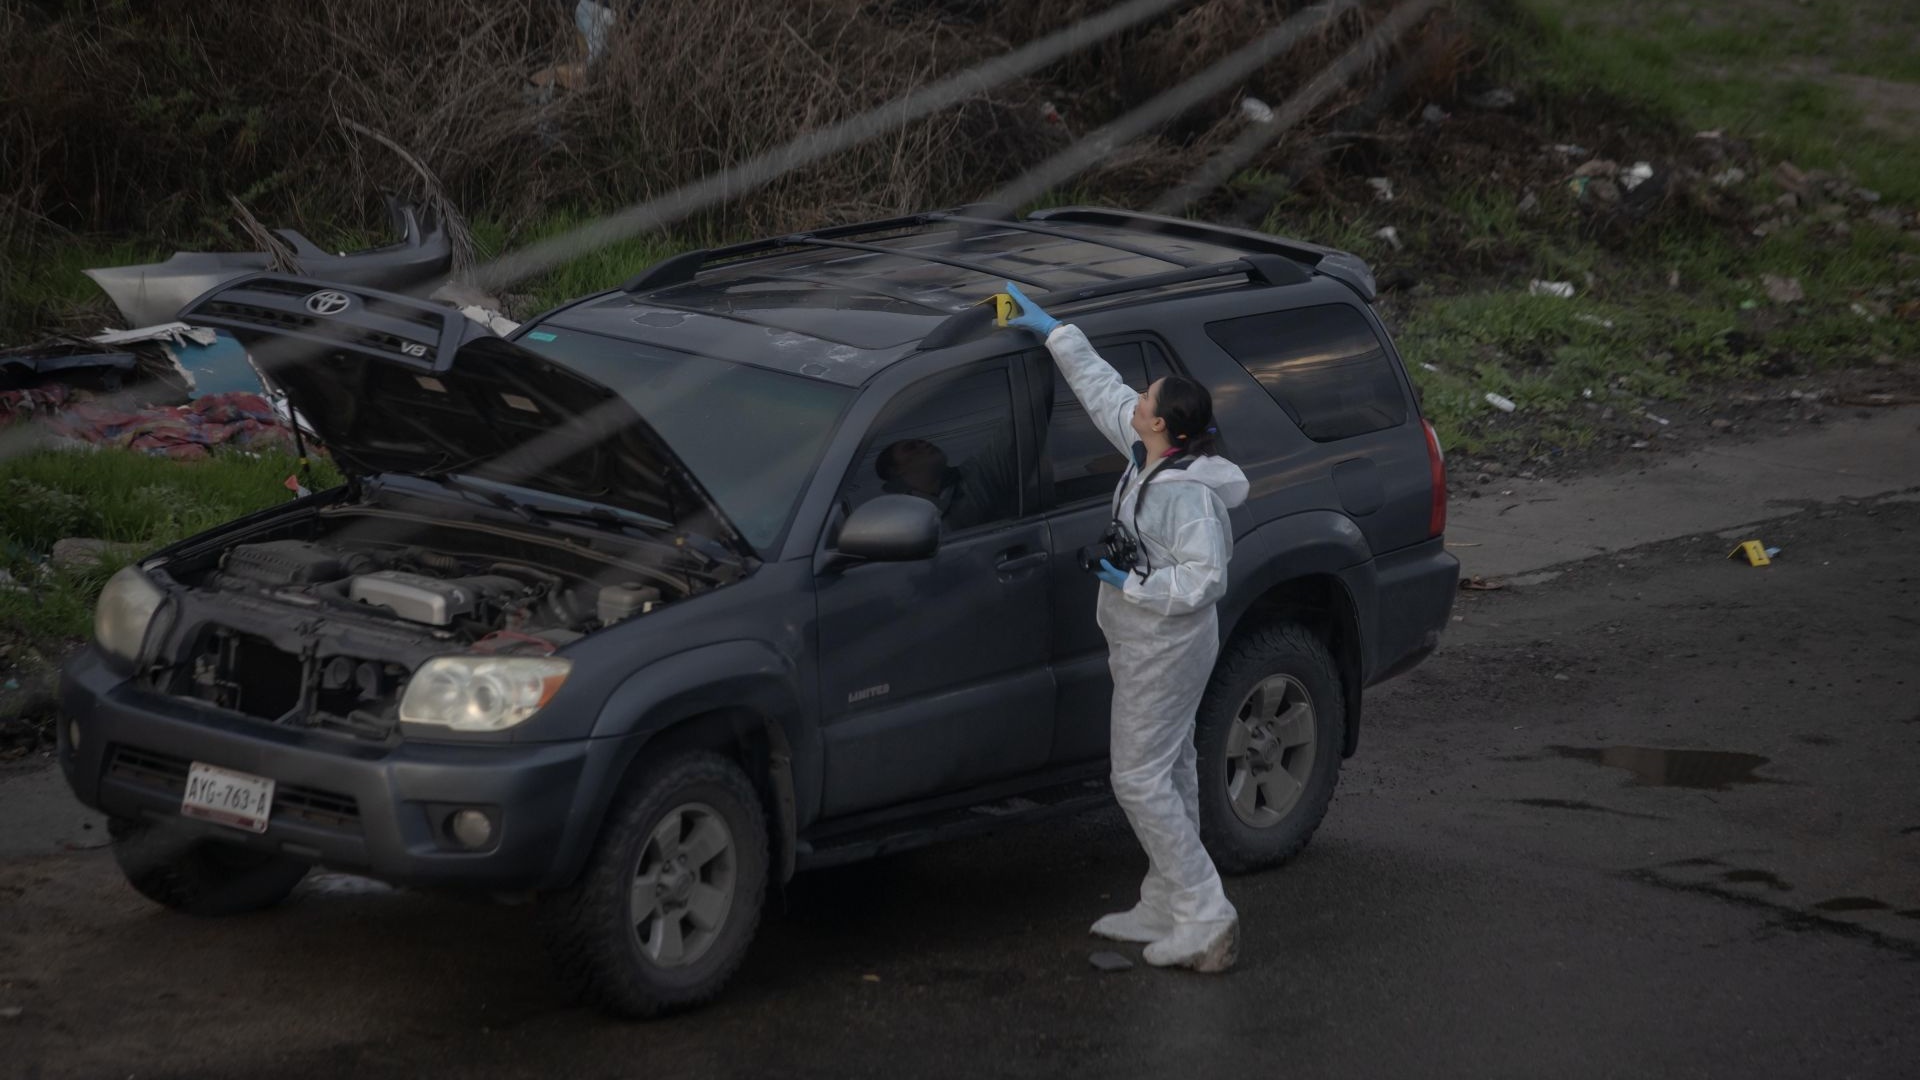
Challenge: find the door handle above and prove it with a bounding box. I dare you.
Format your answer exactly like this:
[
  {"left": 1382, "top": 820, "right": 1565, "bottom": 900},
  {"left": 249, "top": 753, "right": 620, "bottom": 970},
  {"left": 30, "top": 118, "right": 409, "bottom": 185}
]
[{"left": 996, "top": 551, "right": 1049, "bottom": 573}]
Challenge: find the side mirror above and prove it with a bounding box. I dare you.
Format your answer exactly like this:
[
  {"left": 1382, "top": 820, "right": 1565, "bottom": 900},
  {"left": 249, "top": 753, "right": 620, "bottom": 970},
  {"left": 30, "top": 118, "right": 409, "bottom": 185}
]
[{"left": 836, "top": 495, "right": 941, "bottom": 562}]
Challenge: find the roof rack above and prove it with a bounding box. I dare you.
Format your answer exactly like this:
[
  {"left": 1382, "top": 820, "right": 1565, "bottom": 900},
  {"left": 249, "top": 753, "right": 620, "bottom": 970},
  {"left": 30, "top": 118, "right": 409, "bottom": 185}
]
[
  {"left": 915, "top": 255, "right": 1308, "bottom": 352},
  {"left": 620, "top": 211, "right": 955, "bottom": 293},
  {"left": 932, "top": 213, "right": 1203, "bottom": 270},
  {"left": 1028, "top": 206, "right": 1376, "bottom": 300}
]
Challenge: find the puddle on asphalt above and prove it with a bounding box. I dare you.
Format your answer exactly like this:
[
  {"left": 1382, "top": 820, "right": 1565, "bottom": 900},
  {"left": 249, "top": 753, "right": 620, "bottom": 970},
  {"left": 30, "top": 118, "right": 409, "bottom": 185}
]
[
  {"left": 1509, "top": 797, "right": 1665, "bottom": 821},
  {"left": 1812, "top": 896, "right": 1891, "bottom": 913},
  {"left": 1546, "top": 745, "right": 1775, "bottom": 790},
  {"left": 1722, "top": 869, "right": 1792, "bottom": 892}
]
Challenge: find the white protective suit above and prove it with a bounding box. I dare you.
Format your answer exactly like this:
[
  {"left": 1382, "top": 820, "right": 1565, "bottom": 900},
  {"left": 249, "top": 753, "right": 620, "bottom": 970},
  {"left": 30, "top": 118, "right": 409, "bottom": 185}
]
[{"left": 1043, "top": 324, "right": 1250, "bottom": 968}]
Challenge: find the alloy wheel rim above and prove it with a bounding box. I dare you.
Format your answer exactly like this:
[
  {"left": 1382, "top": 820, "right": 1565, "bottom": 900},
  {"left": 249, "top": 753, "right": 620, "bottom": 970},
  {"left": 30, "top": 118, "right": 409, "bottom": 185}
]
[
  {"left": 1224, "top": 674, "right": 1317, "bottom": 828},
  {"left": 628, "top": 802, "right": 737, "bottom": 968}
]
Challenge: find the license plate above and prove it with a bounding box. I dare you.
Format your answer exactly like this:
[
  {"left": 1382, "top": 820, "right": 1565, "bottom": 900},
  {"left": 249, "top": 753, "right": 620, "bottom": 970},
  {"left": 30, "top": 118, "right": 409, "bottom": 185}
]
[{"left": 181, "top": 762, "right": 275, "bottom": 834}]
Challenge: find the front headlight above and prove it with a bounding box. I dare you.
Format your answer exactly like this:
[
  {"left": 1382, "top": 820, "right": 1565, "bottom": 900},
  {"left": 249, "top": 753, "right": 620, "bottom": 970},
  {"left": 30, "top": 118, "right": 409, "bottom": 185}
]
[
  {"left": 94, "top": 566, "right": 164, "bottom": 667},
  {"left": 399, "top": 656, "right": 571, "bottom": 732}
]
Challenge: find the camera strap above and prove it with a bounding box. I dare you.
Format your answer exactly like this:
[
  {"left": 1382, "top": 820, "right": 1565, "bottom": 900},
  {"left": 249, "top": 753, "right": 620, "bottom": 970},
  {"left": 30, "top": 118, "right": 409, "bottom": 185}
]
[{"left": 1112, "top": 447, "right": 1197, "bottom": 582}]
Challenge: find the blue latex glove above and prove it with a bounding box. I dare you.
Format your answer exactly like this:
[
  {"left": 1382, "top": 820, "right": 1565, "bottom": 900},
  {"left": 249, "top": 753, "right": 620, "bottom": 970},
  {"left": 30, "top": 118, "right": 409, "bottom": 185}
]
[
  {"left": 1094, "top": 558, "right": 1129, "bottom": 589},
  {"left": 1002, "top": 281, "right": 1060, "bottom": 336}
]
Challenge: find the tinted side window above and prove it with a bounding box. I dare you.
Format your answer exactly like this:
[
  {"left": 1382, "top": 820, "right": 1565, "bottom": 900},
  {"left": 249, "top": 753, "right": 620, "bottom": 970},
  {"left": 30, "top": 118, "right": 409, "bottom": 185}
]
[
  {"left": 1045, "top": 340, "right": 1172, "bottom": 505},
  {"left": 1207, "top": 305, "right": 1408, "bottom": 441},
  {"left": 839, "top": 368, "right": 1020, "bottom": 534}
]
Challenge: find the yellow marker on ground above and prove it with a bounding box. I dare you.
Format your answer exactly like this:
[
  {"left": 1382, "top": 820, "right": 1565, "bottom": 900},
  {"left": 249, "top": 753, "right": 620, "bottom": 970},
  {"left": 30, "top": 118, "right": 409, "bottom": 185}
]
[{"left": 1728, "top": 540, "right": 1772, "bottom": 567}]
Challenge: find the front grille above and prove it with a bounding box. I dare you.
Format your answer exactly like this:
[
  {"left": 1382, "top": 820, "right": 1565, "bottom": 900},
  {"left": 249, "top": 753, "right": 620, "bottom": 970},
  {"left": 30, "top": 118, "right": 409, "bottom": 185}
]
[
  {"left": 203, "top": 299, "right": 316, "bottom": 332},
  {"left": 106, "top": 745, "right": 363, "bottom": 834}
]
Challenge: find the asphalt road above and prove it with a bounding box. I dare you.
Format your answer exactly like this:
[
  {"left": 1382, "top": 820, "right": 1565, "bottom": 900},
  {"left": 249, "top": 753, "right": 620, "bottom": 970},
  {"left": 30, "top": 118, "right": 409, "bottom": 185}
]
[{"left": 3, "top": 493, "right": 1917, "bottom": 1080}]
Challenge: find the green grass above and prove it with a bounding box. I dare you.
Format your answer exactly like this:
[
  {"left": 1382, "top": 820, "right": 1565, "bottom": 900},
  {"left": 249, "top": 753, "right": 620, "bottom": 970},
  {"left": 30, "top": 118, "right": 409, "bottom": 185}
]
[
  {"left": 0, "top": 236, "right": 168, "bottom": 341},
  {"left": 1510, "top": 0, "right": 1920, "bottom": 204},
  {"left": 0, "top": 448, "right": 343, "bottom": 645}
]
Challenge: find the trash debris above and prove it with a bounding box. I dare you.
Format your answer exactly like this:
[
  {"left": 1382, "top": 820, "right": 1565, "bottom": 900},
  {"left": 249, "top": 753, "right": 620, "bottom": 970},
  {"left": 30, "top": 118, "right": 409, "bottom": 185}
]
[
  {"left": 1089, "top": 951, "right": 1135, "bottom": 973},
  {"left": 1239, "top": 97, "right": 1274, "bottom": 124},
  {"left": 1516, "top": 191, "right": 1540, "bottom": 214},
  {"left": 90, "top": 323, "right": 216, "bottom": 350},
  {"left": 43, "top": 391, "right": 299, "bottom": 460},
  {"left": 1727, "top": 540, "right": 1773, "bottom": 567},
  {"left": 576, "top": 0, "right": 615, "bottom": 63},
  {"left": 1421, "top": 103, "right": 1450, "bottom": 124},
  {"left": 459, "top": 306, "right": 521, "bottom": 337},
  {"left": 1460, "top": 575, "right": 1506, "bottom": 591},
  {"left": 1529, "top": 281, "right": 1576, "bottom": 299},
  {"left": 1711, "top": 167, "right": 1748, "bottom": 188},
  {"left": 1420, "top": 362, "right": 1440, "bottom": 373},
  {"left": 1851, "top": 302, "right": 1879, "bottom": 322},
  {"left": 1761, "top": 275, "right": 1805, "bottom": 304},
  {"left": 1620, "top": 162, "right": 1655, "bottom": 192},
  {"left": 1040, "top": 101, "right": 1063, "bottom": 125},
  {"left": 1549, "top": 144, "right": 1590, "bottom": 158},
  {"left": 1643, "top": 411, "right": 1670, "bottom": 426},
  {"left": 83, "top": 199, "right": 451, "bottom": 328},
  {"left": 1374, "top": 225, "right": 1403, "bottom": 251},
  {"left": 861, "top": 974, "right": 882, "bottom": 983},
  {"left": 1484, "top": 392, "right": 1518, "bottom": 413},
  {"left": 1669, "top": 269, "right": 1682, "bottom": 290},
  {"left": 1466, "top": 88, "right": 1517, "bottom": 110},
  {"left": 1366, "top": 177, "right": 1395, "bottom": 202},
  {"left": 1574, "top": 314, "right": 1616, "bottom": 329}
]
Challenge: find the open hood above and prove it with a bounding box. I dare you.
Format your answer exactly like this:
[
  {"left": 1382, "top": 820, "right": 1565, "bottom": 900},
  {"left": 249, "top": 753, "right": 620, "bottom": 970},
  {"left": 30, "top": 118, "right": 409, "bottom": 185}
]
[{"left": 178, "top": 273, "right": 753, "bottom": 558}]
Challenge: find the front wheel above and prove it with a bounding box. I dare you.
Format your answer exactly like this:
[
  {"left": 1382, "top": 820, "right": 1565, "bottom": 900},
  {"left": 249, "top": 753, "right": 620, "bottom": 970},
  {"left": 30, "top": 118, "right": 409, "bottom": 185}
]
[
  {"left": 1195, "top": 621, "right": 1346, "bottom": 874},
  {"left": 539, "top": 751, "right": 769, "bottom": 1018}
]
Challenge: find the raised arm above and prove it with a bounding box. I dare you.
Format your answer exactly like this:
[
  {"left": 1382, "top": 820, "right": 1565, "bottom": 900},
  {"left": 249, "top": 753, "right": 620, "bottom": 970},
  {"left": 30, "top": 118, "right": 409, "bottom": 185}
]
[{"left": 1003, "top": 282, "right": 1138, "bottom": 456}]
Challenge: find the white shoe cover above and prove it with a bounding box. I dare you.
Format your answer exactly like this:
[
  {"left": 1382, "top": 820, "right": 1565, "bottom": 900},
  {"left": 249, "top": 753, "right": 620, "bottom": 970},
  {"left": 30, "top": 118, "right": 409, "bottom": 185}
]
[
  {"left": 1090, "top": 903, "right": 1175, "bottom": 944},
  {"left": 1142, "top": 918, "right": 1238, "bottom": 973}
]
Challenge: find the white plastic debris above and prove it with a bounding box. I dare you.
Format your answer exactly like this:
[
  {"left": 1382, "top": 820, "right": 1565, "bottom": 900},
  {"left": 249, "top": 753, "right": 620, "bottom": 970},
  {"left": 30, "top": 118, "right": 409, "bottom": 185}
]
[
  {"left": 1582, "top": 388, "right": 1594, "bottom": 399},
  {"left": 1851, "top": 302, "right": 1878, "bottom": 322},
  {"left": 1529, "top": 280, "right": 1576, "bottom": 299},
  {"left": 1621, "top": 162, "right": 1655, "bottom": 191},
  {"left": 1367, "top": 177, "right": 1395, "bottom": 202},
  {"left": 1239, "top": 97, "right": 1274, "bottom": 124},
  {"left": 1711, "top": 167, "right": 1747, "bottom": 188},
  {"left": 1550, "top": 143, "right": 1590, "bottom": 158},
  {"left": 1420, "top": 362, "right": 1440, "bottom": 373},
  {"left": 576, "top": 0, "right": 615, "bottom": 63},
  {"left": 1485, "top": 392, "right": 1518, "bottom": 413},
  {"left": 1574, "top": 313, "right": 1616, "bottom": 329},
  {"left": 89, "top": 322, "right": 218, "bottom": 348},
  {"left": 1643, "top": 411, "right": 1670, "bottom": 426},
  {"left": 1374, "top": 225, "right": 1403, "bottom": 251},
  {"left": 459, "top": 305, "right": 521, "bottom": 336}
]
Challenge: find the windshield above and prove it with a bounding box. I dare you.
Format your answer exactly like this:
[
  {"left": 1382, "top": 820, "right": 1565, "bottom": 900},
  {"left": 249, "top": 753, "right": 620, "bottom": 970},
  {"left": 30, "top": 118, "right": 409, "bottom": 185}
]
[{"left": 515, "top": 327, "right": 851, "bottom": 551}]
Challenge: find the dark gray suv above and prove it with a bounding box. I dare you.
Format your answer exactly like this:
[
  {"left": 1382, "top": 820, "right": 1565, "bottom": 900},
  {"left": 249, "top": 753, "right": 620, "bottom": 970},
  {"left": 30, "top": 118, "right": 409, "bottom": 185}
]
[{"left": 57, "top": 207, "right": 1457, "bottom": 1016}]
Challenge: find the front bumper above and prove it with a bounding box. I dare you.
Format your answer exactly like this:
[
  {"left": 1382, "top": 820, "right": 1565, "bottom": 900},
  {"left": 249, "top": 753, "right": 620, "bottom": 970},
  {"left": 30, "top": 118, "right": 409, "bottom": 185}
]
[{"left": 58, "top": 648, "right": 634, "bottom": 890}]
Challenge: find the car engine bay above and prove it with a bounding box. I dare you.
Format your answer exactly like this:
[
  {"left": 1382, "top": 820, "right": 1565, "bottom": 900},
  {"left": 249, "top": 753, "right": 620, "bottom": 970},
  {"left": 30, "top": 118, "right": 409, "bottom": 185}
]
[{"left": 135, "top": 502, "right": 733, "bottom": 738}]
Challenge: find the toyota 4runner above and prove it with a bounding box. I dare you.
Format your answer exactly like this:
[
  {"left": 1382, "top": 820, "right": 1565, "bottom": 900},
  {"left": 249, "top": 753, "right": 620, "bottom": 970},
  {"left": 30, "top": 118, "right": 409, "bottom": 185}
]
[{"left": 58, "top": 207, "right": 1457, "bottom": 1016}]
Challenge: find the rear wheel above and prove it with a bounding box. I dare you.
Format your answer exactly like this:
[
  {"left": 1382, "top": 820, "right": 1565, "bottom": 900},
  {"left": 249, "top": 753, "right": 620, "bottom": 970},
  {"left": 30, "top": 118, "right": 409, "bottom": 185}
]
[
  {"left": 540, "top": 752, "right": 768, "bottom": 1018},
  {"left": 109, "top": 817, "right": 310, "bottom": 916},
  {"left": 1195, "top": 621, "right": 1345, "bottom": 874}
]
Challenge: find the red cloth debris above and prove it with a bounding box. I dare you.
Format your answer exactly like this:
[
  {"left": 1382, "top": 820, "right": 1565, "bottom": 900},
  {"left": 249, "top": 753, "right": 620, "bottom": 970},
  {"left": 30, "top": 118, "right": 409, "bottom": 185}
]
[
  {"left": 43, "top": 391, "right": 297, "bottom": 460},
  {"left": 0, "top": 384, "right": 75, "bottom": 428}
]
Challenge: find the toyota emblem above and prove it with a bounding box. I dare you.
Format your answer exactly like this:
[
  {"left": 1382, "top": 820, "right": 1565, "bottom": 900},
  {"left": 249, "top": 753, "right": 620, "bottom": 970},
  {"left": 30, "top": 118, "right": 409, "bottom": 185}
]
[{"left": 305, "top": 290, "right": 351, "bottom": 316}]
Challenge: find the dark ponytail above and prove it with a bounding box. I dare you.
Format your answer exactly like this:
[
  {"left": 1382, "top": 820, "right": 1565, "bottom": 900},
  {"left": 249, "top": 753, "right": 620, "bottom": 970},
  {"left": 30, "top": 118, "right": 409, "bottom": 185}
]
[{"left": 1155, "top": 375, "right": 1221, "bottom": 456}]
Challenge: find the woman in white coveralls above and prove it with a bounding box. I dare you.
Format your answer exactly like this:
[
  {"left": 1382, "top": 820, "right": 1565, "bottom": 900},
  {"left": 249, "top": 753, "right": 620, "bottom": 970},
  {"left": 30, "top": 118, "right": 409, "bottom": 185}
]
[{"left": 1003, "top": 282, "right": 1248, "bottom": 973}]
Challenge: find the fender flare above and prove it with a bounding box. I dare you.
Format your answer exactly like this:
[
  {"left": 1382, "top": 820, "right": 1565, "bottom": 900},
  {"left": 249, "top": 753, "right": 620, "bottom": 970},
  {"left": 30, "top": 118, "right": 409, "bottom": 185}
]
[
  {"left": 1222, "top": 510, "right": 1375, "bottom": 757},
  {"left": 549, "top": 641, "right": 810, "bottom": 886}
]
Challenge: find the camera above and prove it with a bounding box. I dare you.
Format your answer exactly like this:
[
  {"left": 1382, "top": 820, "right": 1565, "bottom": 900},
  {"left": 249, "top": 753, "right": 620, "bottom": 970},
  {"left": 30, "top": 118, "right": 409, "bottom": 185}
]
[{"left": 1076, "top": 520, "right": 1138, "bottom": 574}]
